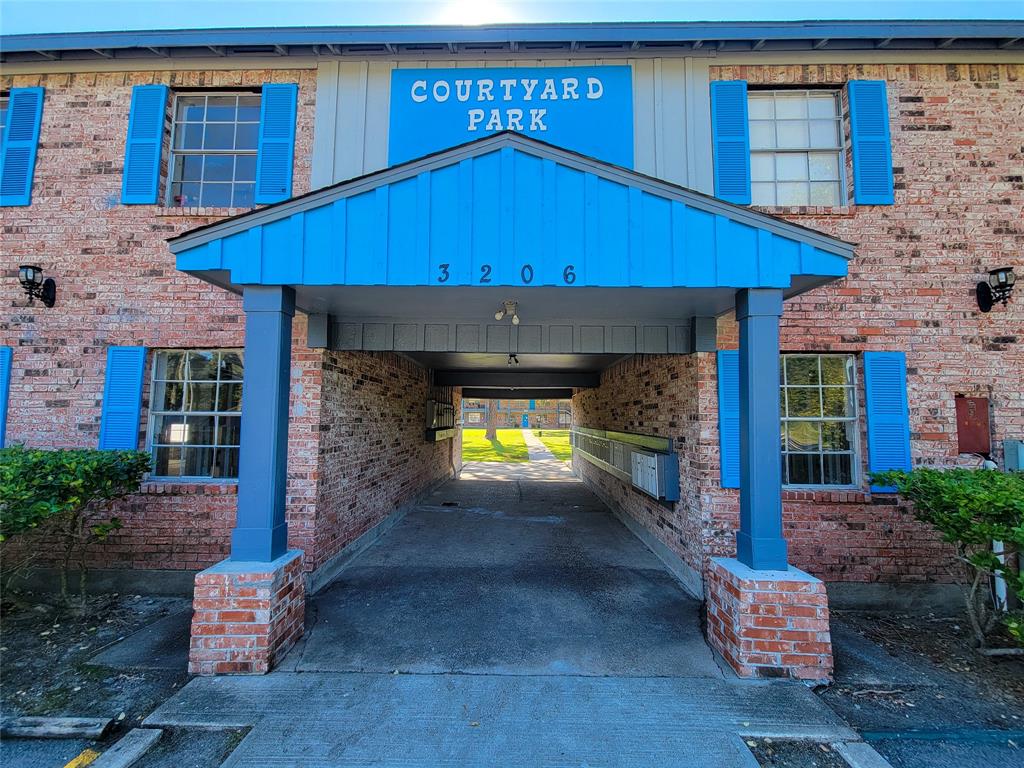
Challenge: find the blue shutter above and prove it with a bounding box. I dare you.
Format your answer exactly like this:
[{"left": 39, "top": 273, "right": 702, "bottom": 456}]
[
  {"left": 254, "top": 83, "right": 298, "bottom": 204},
  {"left": 98, "top": 346, "right": 147, "bottom": 450},
  {"left": 0, "top": 346, "right": 12, "bottom": 447},
  {"left": 717, "top": 350, "right": 740, "bottom": 488},
  {"left": 863, "top": 351, "right": 912, "bottom": 492},
  {"left": 121, "top": 84, "right": 168, "bottom": 204},
  {"left": 0, "top": 87, "right": 45, "bottom": 207},
  {"left": 848, "top": 80, "right": 894, "bottom": 205},
  {"left": 710, "top": 80, "right": 751, "bottom": 205}
]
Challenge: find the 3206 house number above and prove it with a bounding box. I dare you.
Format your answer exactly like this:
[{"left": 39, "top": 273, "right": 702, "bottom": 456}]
[{"left": 436, "top": 263, "right": 578, "bottom": 285}]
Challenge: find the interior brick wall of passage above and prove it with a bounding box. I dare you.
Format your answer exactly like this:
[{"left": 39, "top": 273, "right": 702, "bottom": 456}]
[
  {"left": 312, "top": 351, "right": 458, "bottom": 571},
  {"left": 189, "top": 552, "right": 305, "bottom": 675},
  {"left": 705, "top": 559, "right": 833, "bottom": 682},
  {"left": 0, "top": 68, "right": 318, "bottom": 572}
]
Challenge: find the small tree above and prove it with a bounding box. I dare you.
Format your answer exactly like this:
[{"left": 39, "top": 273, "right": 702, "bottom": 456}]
[
  {"left": 0, "top": 446, "right": 151, "bottom": 606},
  {"left": 873, "top": 467, "right": 1024, "bottom": 654}
]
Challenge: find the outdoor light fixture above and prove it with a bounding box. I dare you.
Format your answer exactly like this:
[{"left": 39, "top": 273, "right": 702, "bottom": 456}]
[
  {"left": 494, "top": 299, "right": 519, "bottom": 325},
  {"left": 18, "top": 265, "right": 57, "bottom": 308},
  {"left": 507, "top": 353, "right": 520, "bottom": 366},
  {"left": 976, "top": 267, "right": 1016, "bottom": 313}
]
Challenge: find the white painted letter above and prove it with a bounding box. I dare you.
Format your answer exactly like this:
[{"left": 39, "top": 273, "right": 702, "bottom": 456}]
[
  {"left": 521, "top": 79, "right": 538, "bottom": 100},
  {"left": 432, "top": 80, "right": 450, "bottom": 102},
  {"left": 506, "top": 108, "right": 524, "bottom": 131},
  {"left": 477, "top": 79, "right": 494, "bottom": 101},
  {"left": 455, "top": 80, "right": 472, "bottom": 102},
  {"left": 485, "top": 109, "right": 503, "bottom": 131},
  {"left": 500, "top": 79, "right": 516, "bottom": 100},
  {"left": 561, "top": 78, "right": 579, "bottom": 100},
  {"left": 411, "top": 80, "right": 428, "bottom": 103},
  {"left": 529, "top": 108, "right": 548, "bottom": 131},
  {"left": 539, "top": 79, "right": 558, "bottom": 100},
  {"left": 467, "top": 108, "right": 485, "bottom": 131},
  {"left": 586, "top": 77, "right": 604, "bottom": 100}
]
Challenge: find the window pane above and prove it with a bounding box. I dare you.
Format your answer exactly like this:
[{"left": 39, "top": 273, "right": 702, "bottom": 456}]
[
  {"left": 176, "top": 97, "right": 205, "bottom": 122},
  {"left": 748, "top": 94, "right": 774, "bottom": 120},
  {"left": 232, "top": 183, "right": 255, "bottom": 209},
  {"left": 808, "top": 153, "right": 840, "bottom": 181},
  {"left": 750, "top": 153, "right": 775, "bottom": 181},
  {"left": 154, "top": 351, "right": 187, "bottom": 380},
  {"left": 235, "top": 155, "right": 256, "bottom": 182},
  {"left": 751, "top": 183, "right": 776, "bottom": 206},
  {"left": 822, "top": 454, "right": 853, "bottom": 485},
  {"left": 786, "top": 356, "right": 820, "bottom": 385},
  {"left": 777, "top": 182, "right": 809, "bottom": 206},
  {"left": 200, "top": 183, "right": 231, "bottom": 208},
  {"left": 217, "top": 382, "right": 243, "bottom": 412},
  {"left": 787, "top": 387, "right": 822, "bottom": 417},
  {"left": 235, "top": 123, "right": 259, "bottom": 151},
  {"left": 236, "top": 95, "right": 261, "bottom": 122},
  {"left": 205, "top": 95, "right": 236, "bottom": 122},
  {"left": 186, "top": 382, "right": 217, "bottom": 412},
  {"left": 787, "top": 453, "right": 822, "bottom": 485},
  {"left": 204, "top": 155, "right": 234, "bottom": 182},
  {"left": 786, "top": 421, "right": 821, "bottom": 452},
  {"left": 809, "top": 120, "right": 839, "bottom": 147},
  {"left": 153, "top": 414, "right": 187, "bottom": 445},
  {"left": 774, "top": 93, "right": 808, "bottom": 119},
  {"left": 808, "top": 93, "right": 838, "bottom": 118},
  {"left": 749, "top": 122, "right": 775, "bottom": 150},
  {"left": 173, "top": 154, "right": 203, "bottom": 183},
  {"left": 823, "top": 386, "right": 855, "bottom": 417},
  {"left": 153, "top": 380, "right": 184, "bottom": 412},
  {"left": 219, "top": 352, "right": 244, "bottom": 380},
  {"left": 153, "top": 447, "right": 182, "bottom": 477},
  {"left": 822, "top": 421, "right": 855, "bottom": 451},
  {"left": 218, "top": 415, "right": 241, "bottom": 446},
  {"left": 810, "top": 182, "right": 841, "bottom": 206},
  {"left": 776, "top": 121, "right": 809, "bottom": 149},
  {"left": 188, "top": 351, "right": 218, "bottom": 380},
  {"left": 776, "top": 153, "right": 807, "bottom": 182},
  {"left": 171, "top": 182, "right": 201, "bottom": 207},
  {"left": 213, "top": 448, "right": 240, "bottom": 478},
  {"left": 184, "top": 414, "right": 216, "bottom": 445},
  {"left": 182, "top": 447, "right": 214, "bottom": 477},
  {"left": 203, "top": 123, "right": 235, "bottom": 150},
  {"left": 821, "top": 356, "right": 854, "bottom": 385},
  {"left": 176, "top": 123, "right": 204, "bottom": 150}
]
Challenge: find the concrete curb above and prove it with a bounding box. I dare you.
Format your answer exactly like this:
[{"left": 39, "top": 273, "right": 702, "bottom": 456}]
[
  {"left": 832, "top": 740, "right": 896, "bottom": 768},
  {"left": 92, "top": 728, "right": 163, "bottom": 768}
]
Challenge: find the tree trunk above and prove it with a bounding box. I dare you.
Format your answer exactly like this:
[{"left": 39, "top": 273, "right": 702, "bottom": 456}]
[{"left": 485, "top": 400, "right": 498, "bottom": 440}]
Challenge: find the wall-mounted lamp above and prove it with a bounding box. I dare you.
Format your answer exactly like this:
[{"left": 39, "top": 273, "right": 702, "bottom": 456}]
[
  {"left": 976, "top": 267, "right": 1016, "bottom": 313},
  {"left": 18, "top": 265, "right": 57, "bottom": 308},
  {"left": 494, "top": 299, "right": 520, "bottom": 325}
]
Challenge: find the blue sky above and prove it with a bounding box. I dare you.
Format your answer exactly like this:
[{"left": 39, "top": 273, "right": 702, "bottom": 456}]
[{"left": 2, "top": 0, "right": 1021, "bottom": 36}]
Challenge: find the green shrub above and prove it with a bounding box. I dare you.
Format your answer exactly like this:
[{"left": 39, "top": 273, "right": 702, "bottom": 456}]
[
  {"left": 0, "top": 446, "right": 151, "bottom": 603},
  {"left": 872, "top": 467, "right": 1024, "bottom": 651}
]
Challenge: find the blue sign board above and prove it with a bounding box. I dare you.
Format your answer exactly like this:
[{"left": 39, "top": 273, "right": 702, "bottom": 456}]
[{"left": 389, "top": 66, "right": 634, "bottom": 168}]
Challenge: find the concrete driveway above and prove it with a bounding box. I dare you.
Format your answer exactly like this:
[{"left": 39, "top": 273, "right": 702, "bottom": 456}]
[{"left": 146, "top": 462, "right": 857, "bottom": 766}]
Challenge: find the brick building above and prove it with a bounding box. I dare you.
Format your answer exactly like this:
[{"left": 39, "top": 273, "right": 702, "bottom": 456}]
[
  {"left": 1, "top": 21, "right": 1021, "bottom": 680},
  {"left": 462, "top": 398, "right": 571, "bottom": 428}
]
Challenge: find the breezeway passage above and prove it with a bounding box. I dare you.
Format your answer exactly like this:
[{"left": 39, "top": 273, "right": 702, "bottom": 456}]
[{"left": 282, "top": 460, "right": 720, "bottom": 677}]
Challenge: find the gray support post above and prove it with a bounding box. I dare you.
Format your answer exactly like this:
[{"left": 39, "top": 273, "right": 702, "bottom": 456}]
[
  {"left": 734, "top": 288, "right": 788, "bottom": 570},
  {"left": 231, "top": 286, "right": 295, "bottom": 562},
  {"left": 689, "top": 316, "right": 717, "bottom": 352},
  {"left": 307, "top": 313, "right": 331, "bottom": 348}
]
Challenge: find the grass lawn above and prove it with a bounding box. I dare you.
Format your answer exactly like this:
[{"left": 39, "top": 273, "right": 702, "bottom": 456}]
[
  {"left": 534, "top": 429, "right": 573, "bottom": 462},
  {"left": 461, "top": 428, "right": 530, "bottom": 462}
]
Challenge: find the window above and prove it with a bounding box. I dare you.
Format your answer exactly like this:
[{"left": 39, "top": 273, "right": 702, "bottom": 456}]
[
  {"left": 148, "top": 350, "right": 244, "bottom": 479},
  {"left": 749, "top": 90, "right": 845, "bottom": 207},
  {"left": 167, "top": 92, "right": 260, "bottom": 208},
  {"left": 781, "top": 354, "right": 858, "bottom": 487}
]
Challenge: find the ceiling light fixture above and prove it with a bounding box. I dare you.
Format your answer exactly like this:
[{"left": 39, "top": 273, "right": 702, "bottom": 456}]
[{"left": 494, "top": 299, "right": 519, "bottom": 324}]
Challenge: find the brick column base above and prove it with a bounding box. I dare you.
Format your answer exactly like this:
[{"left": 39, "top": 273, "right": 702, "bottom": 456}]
[
  {"left": 705, "top": 557, "right": 833, "bottom": 683},
  {"left": 188, "top": 550, "right": 305, "bottom": 675}
]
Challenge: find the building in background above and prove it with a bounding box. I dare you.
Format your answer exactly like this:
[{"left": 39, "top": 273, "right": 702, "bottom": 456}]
[{"left": 462, "top": 399, "right": 571, "bottom": 428}]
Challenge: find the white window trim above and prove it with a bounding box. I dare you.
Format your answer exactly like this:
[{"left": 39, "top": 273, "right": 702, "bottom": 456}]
[
  {"left": 145, "top": 348, "right": 244, "bottom": 482},
  {"left": 780, "top": 352, "right": 861, "bottom": 490}
]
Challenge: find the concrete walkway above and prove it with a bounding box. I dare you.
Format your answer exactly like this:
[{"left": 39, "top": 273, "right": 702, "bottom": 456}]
[
  {"left": 146, "top": 464, "right": 858, "bottom": 766},
  {"left": 521, "top": 427, "right": 557, "bottom": 460}
]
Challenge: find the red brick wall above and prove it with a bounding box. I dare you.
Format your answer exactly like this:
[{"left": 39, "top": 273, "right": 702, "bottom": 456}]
[
  {"left": 311, "top": 351, "right": 457, "bottom": 571},
  {"left": 0, "top": 67, "right": 320, "bottom": 573}
]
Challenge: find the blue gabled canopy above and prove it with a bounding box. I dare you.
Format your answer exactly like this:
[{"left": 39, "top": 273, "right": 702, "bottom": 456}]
[{"left": 169, "top": 132, "right": 853, "bottom": 300}]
